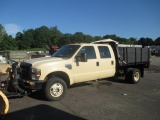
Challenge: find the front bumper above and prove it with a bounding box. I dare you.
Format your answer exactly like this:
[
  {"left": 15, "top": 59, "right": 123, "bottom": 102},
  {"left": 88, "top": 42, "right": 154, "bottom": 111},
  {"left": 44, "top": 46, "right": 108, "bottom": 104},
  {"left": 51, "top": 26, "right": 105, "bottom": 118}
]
[{"left": 18, "top": 78, "right": 44, "bottom": 90}]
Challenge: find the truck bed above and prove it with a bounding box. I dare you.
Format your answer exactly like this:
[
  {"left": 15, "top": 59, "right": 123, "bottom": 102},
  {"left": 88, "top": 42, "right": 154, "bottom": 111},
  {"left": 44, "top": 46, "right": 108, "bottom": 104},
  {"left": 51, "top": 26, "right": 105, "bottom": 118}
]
[
  {"left": 118, "top": 47, "right": 150, "bottom": 65},
  {"left": 92, "top": 39, "right": 151, "bottom": 68}
]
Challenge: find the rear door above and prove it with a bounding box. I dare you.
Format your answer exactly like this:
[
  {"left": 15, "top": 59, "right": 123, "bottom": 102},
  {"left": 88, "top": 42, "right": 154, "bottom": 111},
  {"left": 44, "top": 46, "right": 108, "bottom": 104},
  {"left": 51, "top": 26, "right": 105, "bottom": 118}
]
[{"left": 97, "top": 45, "right": 115, "bottom": 79}]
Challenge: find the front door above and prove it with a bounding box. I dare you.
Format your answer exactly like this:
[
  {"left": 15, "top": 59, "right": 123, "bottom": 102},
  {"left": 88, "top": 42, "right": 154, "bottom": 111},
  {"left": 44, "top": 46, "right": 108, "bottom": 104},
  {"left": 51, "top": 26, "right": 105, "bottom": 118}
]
[{"left": 73, "top": 46, "right": 99, "bottom": 83}]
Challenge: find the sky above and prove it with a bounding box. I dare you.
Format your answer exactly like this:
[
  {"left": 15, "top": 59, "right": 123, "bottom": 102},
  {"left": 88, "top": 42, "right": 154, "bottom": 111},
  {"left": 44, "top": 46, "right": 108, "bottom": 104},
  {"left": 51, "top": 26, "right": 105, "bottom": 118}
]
[{"left": 0, "top": 0, "right": 160, "bottom": 40}]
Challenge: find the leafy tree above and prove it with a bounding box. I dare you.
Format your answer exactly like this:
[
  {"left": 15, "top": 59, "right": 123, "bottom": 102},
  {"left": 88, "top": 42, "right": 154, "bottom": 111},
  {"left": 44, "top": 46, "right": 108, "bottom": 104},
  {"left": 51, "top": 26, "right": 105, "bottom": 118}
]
[
  {"left": 34, "top": 26, "right": 51, "bottom": 48},
  {"left": 154, "top": 37, "right": 160, "bottom": 45},
  {"left": 15, "top": 32, "right": 24, "bottom": 50},
  {"left": 138, "top": 38, "right": 146, "bottom": 47},
  {"left": 94, "top": 36, "right": 102, "bottom": 41},
  {"left": 103, "top": 34, "right": 124, "bottom": 43},
  {"left": 103, "top": 34, "right": 139, "bottom": 44},
  {"left": 103, "top": 34, "right": 118, "bottom": 40},
  {"left": 71, "top": 32, "right": 84, "bottom": 43},
  {"left": 129, "top": 37, "right": 137, "bottom": 44},
  {"left": 0, "top": 35, "right": 17, "bottom": 50},
  {"left": 58, "top": 33, "right": 72, "bottom": 47},
  {"left": 18, "top": 40, "right": 29, "bottom": 50},
  {"left": 0, "top": 24, "right": 7, "bottom": 41},
  {"left": 59, "top": 32, "right": 95, "bottom": 45},
  {"left": 15, "top": 32, "right": 23, "bottom": 41},
  {"left": 50, "top": 26, "right": 62, "bottom": 45},
  {"left": 0, "top": 24, "right": 18, "bottom": 50},
  {"left": 146, "top": 38, "right": 153, "bottom": 46},
  {"left": 138, "top": 37, "right": 153, "bottom": 47},
  {"left": 22, "top": 29, "right": 35, "bottom": 48},
  {"left": 83, "top": 34, "right": 95, "bottom": 43},
  {"left": 1, "top": 22, "right": 160, "bottom": 51}
]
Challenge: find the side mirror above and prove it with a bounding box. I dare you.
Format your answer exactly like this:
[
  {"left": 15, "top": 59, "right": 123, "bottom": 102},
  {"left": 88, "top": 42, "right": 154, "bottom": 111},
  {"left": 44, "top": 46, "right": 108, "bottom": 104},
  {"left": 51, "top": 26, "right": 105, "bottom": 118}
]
[{"left": 75, "top": 53, "right": 87, "bottom": 62}]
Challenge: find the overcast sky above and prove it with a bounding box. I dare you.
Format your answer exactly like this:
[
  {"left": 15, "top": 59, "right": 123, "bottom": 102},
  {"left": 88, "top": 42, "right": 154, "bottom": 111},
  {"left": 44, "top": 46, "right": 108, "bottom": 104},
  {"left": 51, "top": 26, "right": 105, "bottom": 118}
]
[{"left": 1, "top": 0, "right": 160, "bottom": 39}]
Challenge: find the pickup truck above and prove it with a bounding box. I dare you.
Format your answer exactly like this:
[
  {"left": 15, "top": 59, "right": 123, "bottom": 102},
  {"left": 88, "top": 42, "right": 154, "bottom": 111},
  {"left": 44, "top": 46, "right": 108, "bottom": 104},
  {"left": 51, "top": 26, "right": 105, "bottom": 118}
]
[{"left": 18, "top": 39, "right": 151, "bottom": 101}]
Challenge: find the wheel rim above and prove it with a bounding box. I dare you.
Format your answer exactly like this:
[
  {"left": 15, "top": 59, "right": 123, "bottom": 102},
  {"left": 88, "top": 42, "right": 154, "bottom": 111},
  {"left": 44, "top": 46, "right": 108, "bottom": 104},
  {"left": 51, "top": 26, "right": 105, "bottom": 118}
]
[
  {"left": 50, "top": 83, "right": 63, "bottom": 97},
  {"left": 134, "top": 72, "right": 139, "bottom": 81}
]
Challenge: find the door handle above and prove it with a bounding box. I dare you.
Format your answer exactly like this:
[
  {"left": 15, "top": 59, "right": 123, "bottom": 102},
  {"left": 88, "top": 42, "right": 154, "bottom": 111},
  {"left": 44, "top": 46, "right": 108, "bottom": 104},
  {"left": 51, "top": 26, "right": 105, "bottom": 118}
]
[
  {"left": 96, "top": 62, "right": 99, "bottom": 66},
  {"left": 111, "top": 61, "right": 114, "bottom": 65}
]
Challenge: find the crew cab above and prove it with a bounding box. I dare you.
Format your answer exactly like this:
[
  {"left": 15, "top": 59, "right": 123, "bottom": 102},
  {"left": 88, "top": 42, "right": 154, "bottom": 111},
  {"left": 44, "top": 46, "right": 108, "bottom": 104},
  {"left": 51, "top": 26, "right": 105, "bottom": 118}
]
[{"left": 19, "top": 39, "right": 150, "bottom": 101}]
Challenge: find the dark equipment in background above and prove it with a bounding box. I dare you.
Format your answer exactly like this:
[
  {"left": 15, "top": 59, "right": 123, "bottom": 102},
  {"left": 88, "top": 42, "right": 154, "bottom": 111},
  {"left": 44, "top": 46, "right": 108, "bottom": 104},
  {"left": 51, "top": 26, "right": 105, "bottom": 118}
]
[
  {"left": 44, "top": 45, "right": 59, "bottom": 55},
  {"left": 0, "top": 60, "right": 27, "bottom": 98}
]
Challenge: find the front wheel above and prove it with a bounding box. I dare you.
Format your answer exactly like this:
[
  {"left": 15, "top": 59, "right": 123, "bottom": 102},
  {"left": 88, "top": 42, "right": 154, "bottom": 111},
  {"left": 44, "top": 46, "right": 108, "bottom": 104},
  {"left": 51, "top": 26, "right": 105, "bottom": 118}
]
[{"left": 43, "top": 77, "right": 67, "bottom": 101}]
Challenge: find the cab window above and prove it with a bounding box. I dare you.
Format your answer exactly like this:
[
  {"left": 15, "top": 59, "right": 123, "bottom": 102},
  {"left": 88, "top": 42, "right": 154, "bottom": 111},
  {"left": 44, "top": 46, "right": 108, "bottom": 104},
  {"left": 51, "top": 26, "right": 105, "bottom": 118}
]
[
  {"left": 98, "top": 46, "right": 111, "bottom": 58},
  {"left": 76, "top": 46, "right": 96, "bottom": 59}
]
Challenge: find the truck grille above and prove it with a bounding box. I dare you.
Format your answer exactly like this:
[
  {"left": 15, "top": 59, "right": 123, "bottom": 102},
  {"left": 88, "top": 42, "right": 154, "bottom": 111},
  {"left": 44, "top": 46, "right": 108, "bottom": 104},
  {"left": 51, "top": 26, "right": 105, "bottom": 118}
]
[{"left": 19, "top": 62, "right": 32, "bottom": 80}]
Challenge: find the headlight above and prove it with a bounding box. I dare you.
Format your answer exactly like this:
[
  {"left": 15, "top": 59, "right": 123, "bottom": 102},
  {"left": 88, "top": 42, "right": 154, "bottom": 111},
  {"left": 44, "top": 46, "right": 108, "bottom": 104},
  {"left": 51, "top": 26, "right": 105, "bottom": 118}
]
[{"left": 32, "top": 68, "right": 41, "bottom": 80}]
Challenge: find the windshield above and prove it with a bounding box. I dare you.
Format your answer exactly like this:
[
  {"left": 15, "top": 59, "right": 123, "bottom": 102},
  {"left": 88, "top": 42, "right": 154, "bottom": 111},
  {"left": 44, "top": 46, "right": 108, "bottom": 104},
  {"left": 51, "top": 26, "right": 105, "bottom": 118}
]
[{"left": 52, "top": 45, "right": 80, "bottom": 58}]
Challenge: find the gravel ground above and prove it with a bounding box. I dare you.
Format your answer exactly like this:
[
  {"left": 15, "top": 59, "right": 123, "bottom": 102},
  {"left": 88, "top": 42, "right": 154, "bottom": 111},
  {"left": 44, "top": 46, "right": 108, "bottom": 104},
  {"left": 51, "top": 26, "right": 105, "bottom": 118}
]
[
  {"left": 145, "top": 65, "right": 160, "bottom": 73},
  {"left": 150, "top": 56, "right": 160, "bottom": 66},
  {"left": 145, "top": 56, "right": 160, "bottom": 73},
  {"left": 3, "top": 72, "right": 160, "bottom": 120}
]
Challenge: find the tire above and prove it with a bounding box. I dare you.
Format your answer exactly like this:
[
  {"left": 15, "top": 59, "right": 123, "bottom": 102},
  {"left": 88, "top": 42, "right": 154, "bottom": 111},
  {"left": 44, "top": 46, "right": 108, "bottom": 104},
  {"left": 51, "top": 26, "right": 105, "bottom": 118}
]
[
  {"left": 125, "top": 68, "right": 132, "bottom": 82},
  {"left": 43, "top": 77, "right": 67, "bottom": 101},
  {"left": 129, "top": 69, "right": 141, "bottom": 84},
  {"left": 125, "top": 68, "right": 141, "bottom": 84}
]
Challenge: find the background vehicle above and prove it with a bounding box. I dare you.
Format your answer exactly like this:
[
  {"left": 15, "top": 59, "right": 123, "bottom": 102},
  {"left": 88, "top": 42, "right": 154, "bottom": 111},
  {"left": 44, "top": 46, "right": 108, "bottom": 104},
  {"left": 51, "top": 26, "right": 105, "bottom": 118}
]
[{"left": 18, "top": 39, "right": 151, "bottom": 101}]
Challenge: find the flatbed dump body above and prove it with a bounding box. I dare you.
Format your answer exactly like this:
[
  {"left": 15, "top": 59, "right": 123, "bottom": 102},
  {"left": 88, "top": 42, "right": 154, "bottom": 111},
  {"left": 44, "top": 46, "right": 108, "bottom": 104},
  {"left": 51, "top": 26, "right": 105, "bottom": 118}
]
[
  {"left": 93, "top": 39, "right": 150, "bottom": 67},
  {"left": 118, "top": 47, "right": 150, "bottom": 66}
]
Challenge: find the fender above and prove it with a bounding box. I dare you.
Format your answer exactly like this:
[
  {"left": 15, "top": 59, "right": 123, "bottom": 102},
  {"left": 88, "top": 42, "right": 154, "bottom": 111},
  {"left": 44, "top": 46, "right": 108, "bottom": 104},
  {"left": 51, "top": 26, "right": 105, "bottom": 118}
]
[{"left": 38, "top": 63, "right": 74, "bottom": 85}]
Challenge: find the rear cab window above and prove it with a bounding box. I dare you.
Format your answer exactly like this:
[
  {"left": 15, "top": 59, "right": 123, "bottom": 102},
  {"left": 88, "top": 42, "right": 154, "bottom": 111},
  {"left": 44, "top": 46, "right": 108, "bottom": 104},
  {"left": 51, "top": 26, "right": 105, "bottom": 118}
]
[{"left": 98, "top": 46, "right": 111, "bottom": 58}]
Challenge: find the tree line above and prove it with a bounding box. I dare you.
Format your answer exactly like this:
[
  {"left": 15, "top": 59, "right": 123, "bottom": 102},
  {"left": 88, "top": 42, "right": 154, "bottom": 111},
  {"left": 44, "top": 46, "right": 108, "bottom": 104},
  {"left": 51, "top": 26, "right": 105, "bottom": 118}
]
[{"left": 0, "top": 24, "right": 160, "bottom": 50}]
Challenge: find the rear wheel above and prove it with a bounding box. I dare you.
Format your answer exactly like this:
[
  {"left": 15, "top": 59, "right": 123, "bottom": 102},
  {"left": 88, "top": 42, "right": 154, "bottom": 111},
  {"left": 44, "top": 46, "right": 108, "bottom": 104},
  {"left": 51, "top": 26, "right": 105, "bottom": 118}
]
[
  {"left": 125, "top": 68, "right": 132, "bottom": 82},
  {"left": 131, "top": 69, "right": 141, "bottom": 84},
  {"left": 125, "top": 68, "right": 141, "bottom": 84},
  {"left": 43, "top": 77, "right": 67, "bottom": 101}
]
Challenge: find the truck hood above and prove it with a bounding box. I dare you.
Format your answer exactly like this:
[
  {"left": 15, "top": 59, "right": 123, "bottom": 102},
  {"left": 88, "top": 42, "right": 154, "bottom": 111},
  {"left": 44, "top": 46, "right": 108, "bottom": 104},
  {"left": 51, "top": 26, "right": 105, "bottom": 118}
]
[{"left": 23, "top": 57, "right": 65, "bottom": 67}]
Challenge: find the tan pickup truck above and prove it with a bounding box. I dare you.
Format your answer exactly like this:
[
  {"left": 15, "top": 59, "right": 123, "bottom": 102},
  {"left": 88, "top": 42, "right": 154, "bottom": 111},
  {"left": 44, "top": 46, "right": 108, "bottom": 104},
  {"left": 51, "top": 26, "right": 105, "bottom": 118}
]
[{"left": 19, "top": 40, "right": 150, "bottom": 101}]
